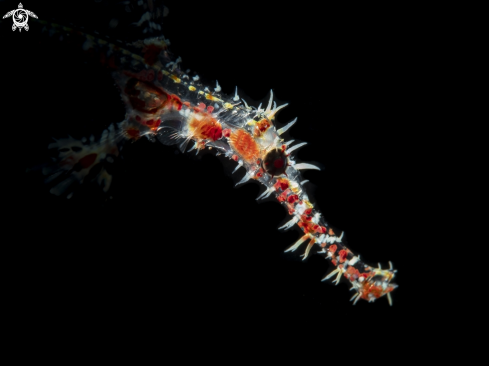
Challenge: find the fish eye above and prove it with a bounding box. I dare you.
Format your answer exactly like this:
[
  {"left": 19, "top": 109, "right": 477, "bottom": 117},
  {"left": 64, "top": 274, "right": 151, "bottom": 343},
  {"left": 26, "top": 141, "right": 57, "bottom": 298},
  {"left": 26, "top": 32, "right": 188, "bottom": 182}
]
[{"left": 261, "top": 148, "right": 288, "bottom": 177}]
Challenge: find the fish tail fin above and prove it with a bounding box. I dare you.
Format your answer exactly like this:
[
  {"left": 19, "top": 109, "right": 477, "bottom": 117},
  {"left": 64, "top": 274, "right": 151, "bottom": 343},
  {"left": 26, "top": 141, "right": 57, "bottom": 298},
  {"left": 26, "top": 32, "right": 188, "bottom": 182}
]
[{"left": 41, "top": 123, "right": 126, "bottom": 199}]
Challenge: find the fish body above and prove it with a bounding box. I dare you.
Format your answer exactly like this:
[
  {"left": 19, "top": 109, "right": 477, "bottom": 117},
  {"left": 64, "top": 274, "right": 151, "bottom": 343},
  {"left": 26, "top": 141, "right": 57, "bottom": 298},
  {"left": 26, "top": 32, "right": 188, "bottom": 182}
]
[{"left": 5, "top": 1, "right": 405, "bottom": 306}]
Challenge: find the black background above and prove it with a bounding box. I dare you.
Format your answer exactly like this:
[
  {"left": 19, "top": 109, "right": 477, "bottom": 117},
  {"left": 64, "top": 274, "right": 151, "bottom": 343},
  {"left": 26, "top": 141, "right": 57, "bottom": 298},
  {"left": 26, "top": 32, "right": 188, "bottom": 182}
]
[{"left": 1, "top": 0, "right": 432, "bottom": 337}]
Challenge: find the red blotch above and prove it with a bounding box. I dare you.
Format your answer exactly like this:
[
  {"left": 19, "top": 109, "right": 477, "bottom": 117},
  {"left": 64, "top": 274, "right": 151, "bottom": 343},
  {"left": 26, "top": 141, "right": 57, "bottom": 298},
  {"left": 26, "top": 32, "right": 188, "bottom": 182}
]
[
  {"left": 143, "top": 44, "right": 164, "bottom": 65},
  {"left": 223, "top": 129, "right": 231, "bottom": 138},
  {"left": 146, "top": 69, "right": 155, "bottom": 81},
  {"left": 199, "top": 123, "right": 222, "bottom": 141},
  {"left": 78, "top": 153, "right": 97, "bottom": 169},
  {"left": 274, "top": 158, "right": 284, "bottom": 169},
  {"left": 107, "top": 55, "right": 117, "bottom": 69},
  {"left": 287, "top": 194, "right": 299, "bottom": 204},
  {"left": 339, "top": 249, "right": 348, "bottom": 263},
  {"left": 170, "top": 94, "right": 183, "bottom": 111}
]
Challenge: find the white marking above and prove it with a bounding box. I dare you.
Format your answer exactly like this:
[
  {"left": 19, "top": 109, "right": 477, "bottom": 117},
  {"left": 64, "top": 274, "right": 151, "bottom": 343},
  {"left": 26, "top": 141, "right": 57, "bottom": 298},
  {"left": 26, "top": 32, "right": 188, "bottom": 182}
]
[
  {"left": 348, "top": 256, "right": 359, "bottom": 266},
  {"left": 241, "top": 98, "right": 251, "bottom": 110},
  {"left": 235, "top": 172, "right": 251, "bottom": 186},
  {"left": 232, "top": 160, "right": 243, "bottom": 174},
  {"left": 294, "top": 163, "right": 320, "bottom": 171},
  {"left": 278, "top": 216, "right": 299, "bottom": 230},
  {"left": 268, "top": 103, "right": 288, "bottom": 119},
  {"left": 285, "top": 142, "right": 307, "bottom": 155},
  {"left": 256, "top": 187, "right": 274, "bottom": 200},
  {"left": 265, "top": 90, "right": 273, "bottom": 115},
  {"left": 283, "top": 140, "right": 295, "bottom": 147},
  {"left": 277, "top": 118, "right": 297, "bottom": 135},
  {"left": 322, "top": 268, "right": 343, "bottom": 285},
  {"left": 284, "top": 235, "right": 309, "bottom": 253}
]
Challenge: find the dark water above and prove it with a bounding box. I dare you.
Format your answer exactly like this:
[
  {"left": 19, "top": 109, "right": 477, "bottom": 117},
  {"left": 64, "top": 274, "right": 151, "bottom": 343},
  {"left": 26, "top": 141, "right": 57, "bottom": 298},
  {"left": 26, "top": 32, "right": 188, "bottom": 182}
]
[{"left": 2, "top": 1, "right": 423, "bottom": 328}]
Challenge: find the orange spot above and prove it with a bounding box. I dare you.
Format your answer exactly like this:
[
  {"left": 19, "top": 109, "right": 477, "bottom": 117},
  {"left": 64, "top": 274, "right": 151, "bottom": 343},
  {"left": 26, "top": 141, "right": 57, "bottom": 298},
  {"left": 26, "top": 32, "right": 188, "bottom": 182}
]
[
  {"left": 346, "top": 267, "right": 361, "bottom": 280},
  {"left": 126, "top": 128, "right": 140, "bottom": 140},
  {"left": 229, "top": 130, "right": 260, "bottom": 163},
  {"left": 205, "top": 93, "right": 221, "bottom": 102},
  {"left": 254, "top": 119, "right": 271, "bottom": 137},
  {"left": 277, "top": 190, "right": 290, "bottom": 203},
  {"left": 258, "top": 119, "right": 270, "bottom": 132},
  {"left": 274, "top": 178, "right": 289, "bottom": 191},
  {"left": 124, "top": 78, "right": 168, "bottom": 114},
  {"left": 189, "top": 114, "right": 222, "bottom": 141},
  {"left": 170, "top": 74, "right": 181, "bottom": 83},
  {"left": 168, "top": 94, "right": 183, "bottom": 111}
]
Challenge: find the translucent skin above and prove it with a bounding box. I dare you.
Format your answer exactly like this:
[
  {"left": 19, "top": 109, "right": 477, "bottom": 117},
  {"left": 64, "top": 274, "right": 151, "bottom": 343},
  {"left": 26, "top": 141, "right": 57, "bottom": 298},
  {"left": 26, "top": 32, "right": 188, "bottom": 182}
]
[{"left": 33, "top": 8, "right": 397, "bottom": 305}]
